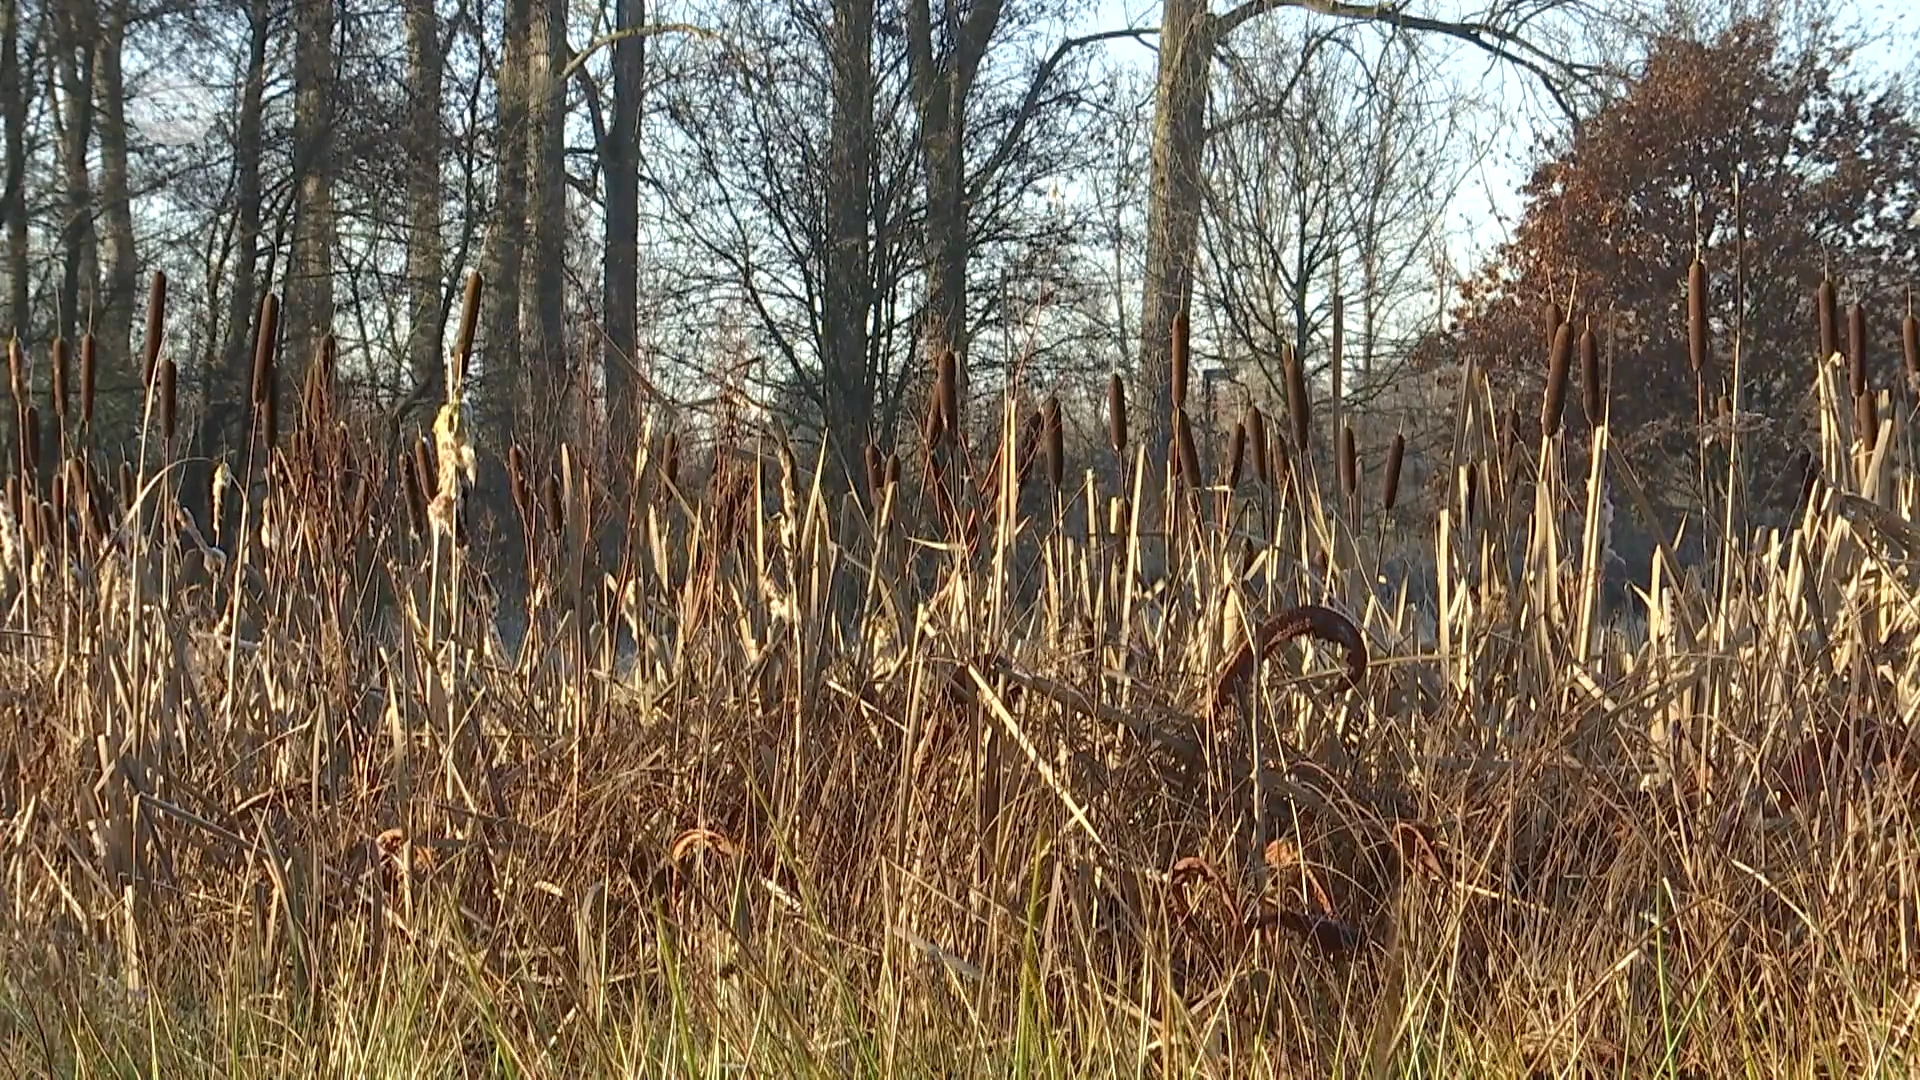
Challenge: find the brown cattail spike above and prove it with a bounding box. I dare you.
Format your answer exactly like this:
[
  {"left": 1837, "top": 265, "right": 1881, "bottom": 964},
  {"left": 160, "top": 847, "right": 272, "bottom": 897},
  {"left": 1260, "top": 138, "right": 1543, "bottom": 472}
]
[
  {"left": 1579, "top": 321, "right": 1601, "bottom": 423},
  {"left": 159, "top": 359, "right": 178, "bottom": 441},
  {"left": 1856, "top": 392, "right": 1878, "bottom": 447},
  {"left": 1542, "top": 320, "right": 1573, "bottom": 438},
  {"left": 251, "top": 293, "right": 279, "bottom": 407},
  {"left": 1173, "top": 409, "right": 1202, "bottom": 488},
  {"left": 79, "top": 333, "right": 96, "bottom": 428},
  {"left": 1107, "top": 372, "right": 1127, "bottom": 457},
  {"left": 1284, "top": 343, "right": 1311, "bottom": 452},
  {"left": 662, "top": 433, "right": 681, "bottom": 487},
  {"left": 1042, "top": 395, "right": 1064, "bottom": 489},
  {"left": 1463, "top": 461, "right": 1479, "bottom": 528},
  {"left": 413, "top": 437, "right": 436, "bottom": 502},
  {"left": 1903, "top": 310, "right": 1919, "bottom": 397},
  {"left": 884, "top": 452, "right": 900, "bottom": 489},
  {"left": 1543, "top": 297, "right": 1565, "bottom": 350},
  {"left": 1382, "top": 433, "right": 1405, "bottom": 512},
  {"left": 1848, "top": 302, "right": 1868, "bottom": 399},
  {"left": 1688, "top": 255, "right": 1708, "bottom": 376},
  {"left": 1338, "top": 424, "right": 1357, "bottom": 501},
  {"left": 933, "top": 350, "right": 958, "bottom": 446},
  {"left": 117, "top": 461, "right": 134, "bottom": 514},
  {"left": 454, "top": 271, "right": 483, "bottom": 389},
  {"left": 7, "top": 335, "right": 21, "bottom": 411},
  {"left": 864, "top": 439, "right": 884, "bottom": 497},
  {"left": 1246, "top": 406, "right": 1269, "bottom": 486},
  {"left": 144, "top": 272, "right": 167, "bottom": 389},
  {"left": 508, "top": 444, "right": 532, "bottom": 522},
  {"left": 1817, "top": 277, "right": 1839, "bottom": 362},
  {"left": 543, "top": 471, "right": 564, "bottom": 535},
  {"left": 1170, "top": 302, "right": 1191, "bottom": 410},
  {"left": 401, "top": 457, "right": 427, "bottom": 536},
  {"left": 23, "top": 404, "right": 39, "bottom": 478},
  {"left": 1227, "top": 421, "right": 1246, "bottom": 489},
  {"left": 50, "top": 337, "right": 68, "bottom": 430}
]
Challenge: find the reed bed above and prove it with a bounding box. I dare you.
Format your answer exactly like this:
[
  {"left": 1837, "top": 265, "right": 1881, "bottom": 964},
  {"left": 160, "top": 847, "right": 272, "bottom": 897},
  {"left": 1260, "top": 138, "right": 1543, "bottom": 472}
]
[{"left": 1, "top": 271, "right": 1919, "bottom": 1078}]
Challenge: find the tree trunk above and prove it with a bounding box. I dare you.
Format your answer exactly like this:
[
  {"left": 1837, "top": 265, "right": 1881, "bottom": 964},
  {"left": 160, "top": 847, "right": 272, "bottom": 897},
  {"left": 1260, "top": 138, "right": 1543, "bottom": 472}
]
[
  {"left": 904, "top": 0, "right": 1001, "bottom": 445},
  {"left": 53, "top": 0, "right": 99, "bottom": 349},
  {"left": 524, "top": 0, "right": 567, "bottom": 443},
  {"left": 601, "top": 0, "right": 642, "bottom": 453},
  {"left": 479, "top": 0, "right": 531, "bottom": 436},
  {"left": 1137, "top": 0, "right": 1214, "bottom": 468},
  {"left": 2, "top": 0, "right": 31, "bottom": 338},
  {"left": 288, "top": 0, "right": 335, "bottom": 389},
  {"left": 205, "top": 0, "right": 268, "bottom": 458},
  {"left": 821, "top": 0, "right": 874, "bottom": 473},
  {"left": 405, "top": 0, "right": 444, "bottom": 400},
  {"left": 92, "top": 0, "right": 134, "bottom": 387}
]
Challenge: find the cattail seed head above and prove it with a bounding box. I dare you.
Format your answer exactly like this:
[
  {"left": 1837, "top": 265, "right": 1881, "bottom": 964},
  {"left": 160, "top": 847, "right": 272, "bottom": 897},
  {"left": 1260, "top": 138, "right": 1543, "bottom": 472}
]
[
  {"left": 1817, "top": 277, "right": 1839, "bottom": 362},
  {"left": 933, "top": 350, "right": 958, "bottom": 444},
  {"left": 508, "top": 444, "right": 532, "bottom": 524},
  {"left": 116, "top": 461, "right": 134, "bottom": 514},
  {"left": 1856, "top": 392, "right": 1878, "bottom": 447},
  {"left": 7, "top": 335, "right": 21, "bottom": 411},
  {"left": 884, "top": 452, "right": 900, "bottom": 489},
  {"left": 79, "top": 333, "right": 96, "bottom": 428},
  {"left": 543, "top": 470, "right": 564, "bottom": 535},
  {"left": 412, "top": 437, "right": 436, "bottom": 503},
  {"left": 1170, "top": 303, "right": 1191, "bottom": 410},
  {"left": 1226, "top": 420, "right": 1246, "bottom": 489},
  {"left": 251, "top": 293, "right": 279, "bottom": 408},
  {"left": 1284, "top": 343, "right": 1311, "bottom": 452},
  {"left": 1246, "top": 406, "right": 1269, "bottom": 486},
  {"left": 1579, "top": 321, "right": 1601, "bottom": 423},
  {"left": 1688, "top": 255, "right": 1708, "bottom": 376},
  {"left": 661, "top": 431, "right": 680, "bottom": 487},
  {"left": 1718, "top": 393, "right": 1732, "bottom": 419},
  {"left": 22, "top": 405, "right": 39, "bottom": 479},
  {"left": 1107, "top": 373, "right": 1127, "bottom": 456},
  {"left": 1382, "top": 432, "right": 1405, "bottom": 512},
  {"left": 1014, "top": 410, "right": 1041, "bottom": 490},
  {"left": 1463, "top": 461, "right": 1479, "bottom": 528},
  {"left": 143, "top": 271, "right": 167, "bottom": 389},
  {"left": 401, "top": 456, "right": 427, "bottom": 536},
  {"left": 1543, "top": 298, "right": 1564, "bottom": 349},
  {"left": 50, "top": 337, "right": 68, "bottom": 430},
  {"left": 1042, "top": 395, "right": 1064, "bottom": 489},
  {"left": 454, "top": 271, "right": 483, "bottom": 390},
  {"left": 1903, "top": 311, "right": 1919, "bottom": 395},
  {"left": 1338, "top": 424, "right": 1357, "bottom": 501},
  {"left": 865, "top": 438, "right": 885, "bottom": 497},
  {"left": 159, "top": 358, "right": 177, "bottom": 441},
  {"left": 1173, "top": 408, "right": 1202, "bottom": 488},
  {"left": 1848, "top": 302, "right": 1868, "bottom": 399},
  {"left": 1542, "top": 321, "right": 1573, "bottom": 438}
]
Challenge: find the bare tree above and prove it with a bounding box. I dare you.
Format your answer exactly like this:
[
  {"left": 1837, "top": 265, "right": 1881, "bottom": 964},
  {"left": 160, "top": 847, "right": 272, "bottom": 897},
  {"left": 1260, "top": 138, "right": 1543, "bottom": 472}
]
[
  {"left": 600, "top": 0, "right": 644, "bottom": 448},
  {"left": 404, "top": 0, "right": 444, "bottom": 400}
]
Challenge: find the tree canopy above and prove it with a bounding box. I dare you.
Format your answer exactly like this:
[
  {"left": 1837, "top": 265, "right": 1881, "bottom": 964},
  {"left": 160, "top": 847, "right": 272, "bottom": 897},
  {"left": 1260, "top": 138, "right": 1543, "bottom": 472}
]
[{"left": 1427, "top": 13, "right": 1920, "bottom": 514}]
